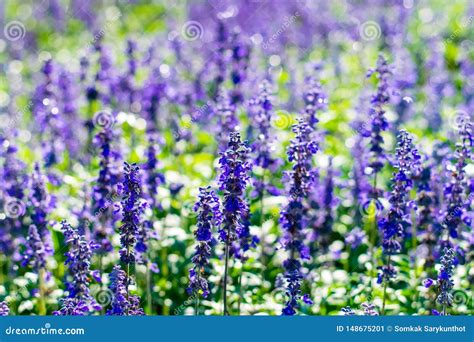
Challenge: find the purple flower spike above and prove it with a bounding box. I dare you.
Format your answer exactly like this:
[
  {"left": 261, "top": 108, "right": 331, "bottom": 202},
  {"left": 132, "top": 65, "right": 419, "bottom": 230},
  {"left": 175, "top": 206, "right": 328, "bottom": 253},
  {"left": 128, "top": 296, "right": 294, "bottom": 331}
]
[
  {"left": 281, "top": 118, "right": 318, "bottom": 315},
  {"left": 188, "top": 186, "right": 221, "bottom": 298},
  {"left": 54, "top": 221, "right": 101, "bottom": 315}
]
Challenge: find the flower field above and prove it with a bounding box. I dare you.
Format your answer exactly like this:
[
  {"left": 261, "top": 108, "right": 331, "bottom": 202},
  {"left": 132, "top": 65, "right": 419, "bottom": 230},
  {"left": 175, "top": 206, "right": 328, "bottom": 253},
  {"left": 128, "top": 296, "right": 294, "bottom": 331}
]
[{"left": 0, "top": 0, "right": 473, "bottom": 316}]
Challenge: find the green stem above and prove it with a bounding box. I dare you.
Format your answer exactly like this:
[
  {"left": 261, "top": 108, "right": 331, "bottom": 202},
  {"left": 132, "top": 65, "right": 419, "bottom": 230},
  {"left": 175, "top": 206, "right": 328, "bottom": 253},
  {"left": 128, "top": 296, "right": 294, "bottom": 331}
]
[
  {"left": 381, "top": 255, "right": 391, "bottom": 315},
  {"left": 369, "top": 172, "right": 378, "bottom": 294},
  {"left": 38, "top": 268, "right": 47, "bottom": 315},
  {"left": 195, "top": 290, "right": 200, "bottom": 316},
  {"left": 223, "top": 238, "right": 230, "bottom": 316}
]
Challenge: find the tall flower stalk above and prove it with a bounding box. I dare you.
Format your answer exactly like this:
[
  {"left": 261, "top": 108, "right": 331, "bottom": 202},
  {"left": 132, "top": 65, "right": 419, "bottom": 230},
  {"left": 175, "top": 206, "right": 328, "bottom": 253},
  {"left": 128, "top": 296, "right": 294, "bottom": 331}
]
[
  {"left": 442, "top": 114, "right": 472, "bottom": 242},
  {"left": 280, "top": 119, "right": 318, "bottom": 315},
  {"left": 248, "top": 80, "right": 280, "bottom": 262},
  {"left": 117, "top": 162, "right": 147, "bottom": 314},
  {"left": 378, "top": 130, "right": 420, "bottom": 314},
  {"left": 217, "top": 132, "right": 251, "bottom": 315},
  {"left": 187, "top": 186, "right": 221, "bottom": 314},
  {"left": 435, "top": 247, "right": 456, "bottom": 315},
  {"left": 54, "top": 221, "right": 101, "bottom": 315},
  {"left": 22, "top": 225, "right": 47, "bottom": 315},
  {"left": 366, "top": 55, "right": 392, "bottom": 287},
  {"left": 107, "top": 265, "right": 144, "bottom": 316}
]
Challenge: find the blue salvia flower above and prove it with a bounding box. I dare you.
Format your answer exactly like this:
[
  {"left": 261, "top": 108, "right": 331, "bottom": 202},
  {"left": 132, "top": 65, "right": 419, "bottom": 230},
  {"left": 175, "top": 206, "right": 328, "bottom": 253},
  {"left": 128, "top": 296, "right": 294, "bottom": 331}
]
[
  {"left": 378, "top": 130, "right": 420, "bottom": 285},
  {"left": 0, "top": 142, "right": 28, "bottom": 256},
  {"left": 29, "top": 163, "right": 54, "bottom": 255},
  {"left": 218, "top": 132, "right": 251, "bottom": 314},
  {"left": 22, "top": 225, "right": 47, "bottom": 271},
  {"left": 92, "top": 126, "right": 120, "bottom": 253},
  {"left": 314, "top": 157, "right": 335, "bottom": 251},
  {"left": 435, "top": 247, "right": 456, "bottom": 315},
  {"left": 107, "top": 265, "right": 144, "bottom": 316},
  {"left": 0, "top": 302, "right": 9, "bottom": 316},
  {"left": 187, "top": 186, "right": 221, "bottom": 298},
  {"left": 280, "top": 118, "right": 318, "bottom": 315},
  {"left": 442, "top": 115, "right": 472, "bottom": 239},
  {"left": 143, "top": 135, "right": 165, "bottom": 211},
  {"left": 54, "top": 221, "right": 101, "bottom": 315},
  {"left": 117, "top": 162, "right": 147, "bottom": 266},
  {"left": 414, "top": 162, "right": 438, "bottom": 270},
  {"left": 218, "top": 132, "right": 251, "bottom": 243}
]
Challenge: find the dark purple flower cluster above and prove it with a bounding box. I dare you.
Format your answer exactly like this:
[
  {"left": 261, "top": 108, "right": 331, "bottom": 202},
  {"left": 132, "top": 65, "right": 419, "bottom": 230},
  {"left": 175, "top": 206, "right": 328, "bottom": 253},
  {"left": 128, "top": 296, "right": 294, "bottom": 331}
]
[
  {"left": 435, "top": 247, "right": 455, "bottom": 315},
  {"left": 54, "top": 221, "right": 101, "bottom": 315},
  {"left": 378, "top": 130, "right": 420, "bottom": 284},
  {"left": 92, "top": 125, "right": 121, "bottom": 253},
  {"left": 117, "top": 162, "right": 147, "bottom": 266},
  {"left": 280, "top": 119, "right": 318, "bottom": 315},
  {"left": 107, "top": 265, "right": 144, "bottom": 316},
  {"left": 29, "top": 163, "right": 54, "bottom": 246},
  {"left": 414, "top": 163, "right": 438, "bottom": 270},
  {"left": 0, "top": 141, "right": 28, "bottom": 256},
  {"left": 313, "top": 158, "right": 335, "bottom": 251},
  {"left": 218, "top": 132, "right": 252, "bottom": 244},
  {"left": 143, "top": 136, "right": 165, "bottom": 210},
  {"left": 188, "top": 187, "right": 221, "bottom": 298}
]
